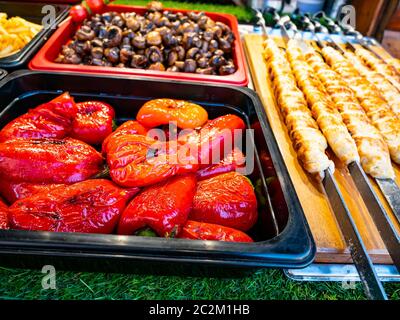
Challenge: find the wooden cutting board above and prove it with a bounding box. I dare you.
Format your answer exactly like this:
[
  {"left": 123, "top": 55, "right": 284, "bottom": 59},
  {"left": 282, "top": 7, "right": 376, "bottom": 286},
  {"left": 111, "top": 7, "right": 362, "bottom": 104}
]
[{"left": 243, "top": 34, "right": 400, "bottom": 264}]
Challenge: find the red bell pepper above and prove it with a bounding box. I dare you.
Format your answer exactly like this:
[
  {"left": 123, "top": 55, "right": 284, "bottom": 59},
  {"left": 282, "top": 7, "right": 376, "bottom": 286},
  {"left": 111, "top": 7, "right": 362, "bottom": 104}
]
[
  {"left": 102, "top": 120, "right": 149, "bottom": 155},
  {"left": 0, "top": 92, "right": 77, "bottom": 143},
  {"left": 0, "top": 138, "right": 103, "bottom": 184},
  {"left": 0, "top": 180, "right": 65, "bottom": 204},
  {"left": 106, "top": 134, "right": 198, "bottom": 187},
  {"left": 190, "top": 172, "right": 258, "bottom": 232},
  {"left": 0, "top": 197, "right": 9, "bottom": 230},
  {"left": 179, "top": 114, "right": 246, "bottom": 167},
  {"left": 71, "top": 101, "right": 115, "bottom": 145},
  {"left": 8, "top": 179, "right": 139, "bottom": 234},
  {"left": 178, "top": 220, "right": 253, "bottom": 242},
  {"left": 117, "top": 174, "right": 197, "bottom": 237},
  {"left": 137, "top": 99, "right": 208, "bottom": 129},
  {"left": 196, "top": 147, "right": 245, "bottom": 180}
]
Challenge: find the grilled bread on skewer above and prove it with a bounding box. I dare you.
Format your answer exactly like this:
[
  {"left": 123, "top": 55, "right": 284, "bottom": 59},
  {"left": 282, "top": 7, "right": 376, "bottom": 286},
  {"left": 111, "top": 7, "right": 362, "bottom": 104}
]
[
  {"left": 343, "top": 50, "right": 400, "bottom": 116},
  {"left": 286, "top": 39, "right": 359, "bottom": 166},
  {"left": 305, "top": 49, "right": 394, "bottom": 179},
  {"left": 322, "top": 46, "right": 400, "bottom": 165},
  {"left": 354, "top": 47, "right": 400, "bottom": 92},
  {"left": 263, "top": 38, "right": 333, "bottom": 179}
]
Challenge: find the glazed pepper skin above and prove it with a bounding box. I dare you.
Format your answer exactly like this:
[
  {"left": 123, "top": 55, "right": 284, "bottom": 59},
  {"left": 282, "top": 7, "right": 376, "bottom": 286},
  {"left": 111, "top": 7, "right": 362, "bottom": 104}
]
[
  {"left": 0, "top": 138, "right": 103, "bottom": 184},
  {"left": 0, "top": 92, "right": 77, "bottom": 143},
  {"left": 118, "top": 174, "right": 197, "bottom": 237},
  {"left": 102, "top": 120, "right": 149, "bottom": 155},
  {"left": 107, "top": 134, "right": 198, "bottom": 187},
  {"left": 0, "top": 197, "right": 9, "bottom": 230},
  {"left": 196, "top": 147, "right": 245, "bottom": 180},
  {"left": 71, "top": 101, "right": 115, "bottom": 145},
  {"left": 8, "top": 179, "right": 139, "bottom": 233},
  {"left": 179, "top": 114, "right": 246, "bottom": 167},
  {"left": 0, "top": 180, "right": 65, "bottom": 204},
  {"left": 137, "top": 99, "right": 208, "bottom": 129},
  {"left": 178, "top": 220, "right": 253, "bottom": 242},
  {"left": 190, "top": 172, "right": 258, "bottom": 232}
]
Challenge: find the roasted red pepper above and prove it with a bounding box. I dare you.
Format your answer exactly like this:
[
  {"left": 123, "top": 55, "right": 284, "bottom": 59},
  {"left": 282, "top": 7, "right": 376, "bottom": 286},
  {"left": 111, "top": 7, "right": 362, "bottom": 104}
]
[
  {"left": 0, "top": 180, "right": 65, "bottom": 204},
  {"left": 196, "top": 147, "right": 245, "bottom": 180},
  {"left": 137, "top": 99, "right": 208, "bottom": 129},
  {"left": 118, "top": 174, "right": 196, "bottom": 236},
  {"left": 71, "top": 101, "right": 115, "bottom": 145},
  {"left": 0, "top": 197, "right": 9, "bottom": 230},
  {"left": 102, "top": 120, "right": 149, "bottom": 155},
  {"left": 178, "top": 220, "right": 253, "bottom": 242},
  {"left": 179, "top": 114, "right": 246, "bottom": 167},
  {"left": 0, "top": 92, "right": 77, "bottom": 143},
  {"left": 106, "top": 134, "right": 198, "bottom": 187},
  {"left": 0, "top": 138, "right": 103, "bottom": 184},
  {"left": 8, "top": 179, "right": 139, "bottom": 233},
  {"left": 190, "top": 172, "right": 258, "bottom": 231}
]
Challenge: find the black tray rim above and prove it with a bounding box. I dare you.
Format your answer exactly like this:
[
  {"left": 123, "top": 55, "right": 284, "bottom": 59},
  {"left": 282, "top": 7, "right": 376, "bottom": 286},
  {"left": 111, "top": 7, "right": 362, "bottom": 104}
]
[
  {"left": 0, "top": 70, "right": 316, "bottom": 269},
  {"left": 0, "top": 1, "right": 70, "bottom": 70}
]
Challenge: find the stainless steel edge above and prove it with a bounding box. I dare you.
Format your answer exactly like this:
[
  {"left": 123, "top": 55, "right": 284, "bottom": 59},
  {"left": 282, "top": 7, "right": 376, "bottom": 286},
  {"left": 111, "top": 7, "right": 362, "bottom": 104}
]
[
  {"left": 323, "top": 169, "right": 387, "bottom": 300},
  {"left": 348, "top": 162, "right": 400, "bottom": 273},
  {"left": 376, "top": 179, "right": 400, "bottom": 224}
]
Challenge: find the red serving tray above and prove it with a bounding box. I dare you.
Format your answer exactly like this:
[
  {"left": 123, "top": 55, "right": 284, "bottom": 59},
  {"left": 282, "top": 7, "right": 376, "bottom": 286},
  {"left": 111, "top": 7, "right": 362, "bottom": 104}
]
[{"left": 29, "top": 4, "right": 248, "bottom": 86}]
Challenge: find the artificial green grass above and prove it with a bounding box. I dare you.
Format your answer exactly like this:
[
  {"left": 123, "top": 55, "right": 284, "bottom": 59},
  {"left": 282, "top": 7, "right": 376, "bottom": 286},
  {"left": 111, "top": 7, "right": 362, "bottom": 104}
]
[
  {"left": 0, "top": 266, "right": 399, "bottom": 300},
  {"left": 113, "top": 0, "right": 256, "bottom": 23},
  {"left": 1, "top": 0, "right": 399, "bottom": 301}
]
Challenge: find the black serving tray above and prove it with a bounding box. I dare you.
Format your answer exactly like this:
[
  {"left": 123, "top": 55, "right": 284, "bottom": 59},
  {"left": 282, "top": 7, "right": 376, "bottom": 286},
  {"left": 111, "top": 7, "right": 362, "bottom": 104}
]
[
  {"left": 0, "top": 1, "right": 69, "bottom": 71},
  {"left": 0, "top": 70, "right": 315, "bottom": 272},
  {"left": 0, "top": 69, "right": 6, "bottom": 81}
]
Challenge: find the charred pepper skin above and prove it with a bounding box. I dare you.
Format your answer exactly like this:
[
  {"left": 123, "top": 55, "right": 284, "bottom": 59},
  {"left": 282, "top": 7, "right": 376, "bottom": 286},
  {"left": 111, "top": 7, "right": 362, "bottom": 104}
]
[
  {"left": 71, "top": 101, "right": 115, "bottom": 146},
  {"left": 8, "top": 179, "right": 139, "bottom": 234},
  {"left": 102, "top": 120, "right": 149, "bottom": 155},
  {"left": 190, "top": 172, "right": 258, "bottom": 232},
  {"left": 196, "top": 147, "right": 245, "bottom": 180},
  {"left": 0, "top": 180, "right": 65, "bottom": 204},
  {"left": 0, "top": 92, "right": 77, "bottom": 143},
  {"left": 137, "top": 98, "right": 208, "bottom": 129},
  {"left": 0, "top": 197, "right": 9, "bottom": 230},
  {"left": 106, "top": 134, "right": 198, "bottom": 187},
  {"left": 179, "top": 114, "right": 246, "bottom": 167},
  {"left": 117, "top": 174, "right": 197, "bottom": 237},
  {"left": 178, "top": 220, "right": 253, "bottom": 242},
  {"left": 0, "top": 138, "right": 103, "bottom": 184}
]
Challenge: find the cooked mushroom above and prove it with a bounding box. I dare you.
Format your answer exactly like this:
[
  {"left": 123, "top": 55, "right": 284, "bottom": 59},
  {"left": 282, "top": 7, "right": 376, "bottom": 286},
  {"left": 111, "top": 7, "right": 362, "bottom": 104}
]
[
  {"left": 104, "top": 47, "right": 120, "bottom": 64},
  {"left": 111, "top": 15, "right": 125, "bottom": 28},
  {"left": 91, "top": 47, "right": 103, "bottom": 59},
  {"left": 175, "top": 61, "right": 185, "bottom": 69},
  {"left": 146, "top": 46, "right": 163, "bottom": 63},
  {"left": 146, "top": 31, "right": 162, "bottom": 46},
  {"left": 184, "top": 59, "right": 196, "bottom": 73},
  {"left": 210, "top": 55, "right": 226, "bottom": 68},
  {"left": 197, "top": 56, "right": 208, "bottom": 68},
  {"left": 147, "top": 1, "right": 163, "bottom": 12},
  {"left": 196, "top": 67, "right": 213, "bottom": 74},
  {"left": 167, "top": 50, "right": 178, "bottom": 66},
  {"left": 148, "top": 62, "right": 165, "bottom": 71},
  {"left": 219, "top": 38, "right": 231, "bottom": 53},
  {"left": 186, "top": 47, "right": 200, "bottom": 59},
  {"left": 209, "top": 39, "right": 218, "bottom": 53},
  {"left": 91, "top": 38, "right": 103, "bottom": 48},
  {"left": 65, "top": 54, "right": 82, "bottom": 64},
  {"left": 174, "top": 46, "right": 185, "bottom": 61},
  {"left": 131, "top": 54, "right": 148, "bottom": 68},
  {"left": 91, "top": 58, "right": 104, "bottom": 66},
  {"left": 120, "top": 47, "right": 133, "bottom": 64},
  {"left": 166, "top": 65, "right": 180, "bottom": 72},
  {"left": 76, "top": 26, "right": 96, "bottom": 41},
  {"left": 132, "top": 34, "right": 146, "bottom": 49},
  {"left": 104, "top": 26, "right": 122, "bottom": 47},
  {"left": 125, "top": 16, "right": 140, "bottom": 31},
  {"left": 219, "top": 64, "right": 235, "bottom": 75}
]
